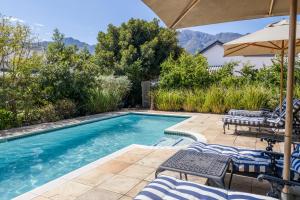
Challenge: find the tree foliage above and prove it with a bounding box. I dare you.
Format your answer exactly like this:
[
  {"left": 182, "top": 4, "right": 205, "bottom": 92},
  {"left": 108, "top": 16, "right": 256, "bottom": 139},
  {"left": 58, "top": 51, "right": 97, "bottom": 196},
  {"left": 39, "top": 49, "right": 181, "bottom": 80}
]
[
  {"left": 0, "top": 16, "right": 43, "bottom": 125},
  {"left": 39, "top": 29, "right": 99, "bottom": 109},
  {"left": 159, "top": 52, "right": 210, "bottom": 89},
  {"left": 95, "top": 18, "right": 182, "bottom": 105}
]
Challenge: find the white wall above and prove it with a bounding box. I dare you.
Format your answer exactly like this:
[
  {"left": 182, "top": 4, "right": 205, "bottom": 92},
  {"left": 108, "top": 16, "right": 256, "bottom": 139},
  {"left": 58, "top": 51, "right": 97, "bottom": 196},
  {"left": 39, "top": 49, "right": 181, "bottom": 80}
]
[{"left": 201, "top": 43, "right": 274, "bottom": 73}]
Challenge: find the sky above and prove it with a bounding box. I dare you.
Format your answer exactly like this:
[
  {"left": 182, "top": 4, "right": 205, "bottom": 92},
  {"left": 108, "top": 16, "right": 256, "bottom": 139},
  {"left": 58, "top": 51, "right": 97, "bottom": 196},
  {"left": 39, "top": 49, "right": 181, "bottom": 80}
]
[{"left": 0, "top": 0, "right": 294, "bottom": 45}]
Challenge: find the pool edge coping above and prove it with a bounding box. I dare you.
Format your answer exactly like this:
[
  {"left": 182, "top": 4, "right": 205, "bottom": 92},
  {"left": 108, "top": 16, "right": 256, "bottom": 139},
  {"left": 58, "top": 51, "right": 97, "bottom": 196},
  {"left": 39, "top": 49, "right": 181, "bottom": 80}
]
[
  {"left": 10, "top": 112, "right": 207, "bottom": 200},
  {"left": 0, "top": 111, "right": 193, "bottom": 142},
  {"left": 12, "top": 144, "right": 185, "bottom": 200}
]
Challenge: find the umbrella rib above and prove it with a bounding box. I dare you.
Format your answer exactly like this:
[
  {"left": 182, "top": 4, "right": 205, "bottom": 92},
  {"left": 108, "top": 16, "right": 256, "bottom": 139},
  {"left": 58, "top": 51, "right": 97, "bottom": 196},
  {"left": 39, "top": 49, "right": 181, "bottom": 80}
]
[
  {"left": 224, "top": 44, "right": 251, "bottom": 56},
  {"left": 283, "top": 40, "right": 300, "bottom": 50},
  {"left": 268, "top": 0, "right": 275, "bottom": 15},
  {"left": 268, "top": 41, "right": 281, "bottom": 49},
  {"left": 170, "top": 0, "right": 200, "bottom": 29},
  {"left": 250, "top": 43, "right": 280, "bottom": 50},
  {"left": 225, "top": 44, "right": 248, "bottom": 51}
]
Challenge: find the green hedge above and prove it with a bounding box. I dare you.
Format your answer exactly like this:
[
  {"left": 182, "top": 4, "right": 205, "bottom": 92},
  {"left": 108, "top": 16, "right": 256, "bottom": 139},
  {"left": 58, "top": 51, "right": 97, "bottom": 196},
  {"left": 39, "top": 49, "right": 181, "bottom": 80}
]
[
  {"left": 0, "top": 109, "right": 14, "bottom": 130},
  {"left": 152, "top": 85, "right": 277, "bottom": 114}
]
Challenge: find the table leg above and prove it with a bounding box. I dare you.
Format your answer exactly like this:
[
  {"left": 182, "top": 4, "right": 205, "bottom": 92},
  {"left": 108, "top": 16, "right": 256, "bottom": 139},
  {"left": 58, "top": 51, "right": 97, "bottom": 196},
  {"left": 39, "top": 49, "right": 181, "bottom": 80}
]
[
  {"left": 155, "top": 168, "right": 165, "bottom": 178},
  {"left": 185, "top": 173, "right": 188, "bottom": 180},
  {"left": 179, "top": 172, "right": 182, "bottom": 180},
  {"left": 228, "top": 161, "right": 234, "bottom": 189}
]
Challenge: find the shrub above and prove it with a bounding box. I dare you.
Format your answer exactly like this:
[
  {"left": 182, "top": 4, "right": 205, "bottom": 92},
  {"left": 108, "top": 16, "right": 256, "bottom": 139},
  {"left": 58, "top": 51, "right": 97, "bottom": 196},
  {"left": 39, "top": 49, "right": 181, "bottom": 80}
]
[
  {"left": 202, "top": 86, "right": 226, "bottom": 113},
  {"left": 55, "top": 99, "right": 76, "bottom": 119},
  {"left": 38, "top": 104, "right": 60, "bottom": 123},
  {"left": 87, "top": 88, "right": 119, "bottom": 113},
  {"left": 241, "top": 85, "right": 271, "bottom": 110},
  {"left": 154, "top": 89, "right": 184, "bottom": 111},
  {"left": 152, "top": 85, "right": 276, "bottom": 114},
  {"left": 182, "top": 89, "right": 206, "bottom": 112},
  {"left": 95, "top": 75, "right": 131, "bottom": 97},
  {"left": 26, "top": 104, "right": 59, "bottom": 124},
  {"left": 86, "top": 75, "right": 131, "bottom": 113},
  {"left": 159, "top": 53, "right": 210, "bottom": 89},
  {"left": 0, "top": 109, "right": 14, "bottom": 130},
  {"left": 224, "top": 87, "right": 244, "bottom": 110}
]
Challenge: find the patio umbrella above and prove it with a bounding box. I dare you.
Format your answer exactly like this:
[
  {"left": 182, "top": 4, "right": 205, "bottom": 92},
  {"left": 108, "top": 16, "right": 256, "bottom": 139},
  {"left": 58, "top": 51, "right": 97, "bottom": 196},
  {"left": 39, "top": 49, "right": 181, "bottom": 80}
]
[
  {"left": 142, "top": 0, "right": 299, "bottom": 197},
  {"left": 223, "top": 20, "right": 300, "bottom": 111}
]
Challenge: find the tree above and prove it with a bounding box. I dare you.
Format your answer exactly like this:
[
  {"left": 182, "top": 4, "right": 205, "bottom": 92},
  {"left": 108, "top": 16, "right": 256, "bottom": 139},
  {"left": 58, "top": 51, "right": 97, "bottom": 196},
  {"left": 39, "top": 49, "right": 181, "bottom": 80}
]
[
  {"left": 0, "top": 16, "right": 43, "bottom": 124},
  {"left": 159, "top": 52, "right": 210, "bottom": 89},
  {"left": 39, "top": 29, "right": 98, "bottom": 112},
  {"left": 95, "top": 18, "right": 182, "bottom": 105}
]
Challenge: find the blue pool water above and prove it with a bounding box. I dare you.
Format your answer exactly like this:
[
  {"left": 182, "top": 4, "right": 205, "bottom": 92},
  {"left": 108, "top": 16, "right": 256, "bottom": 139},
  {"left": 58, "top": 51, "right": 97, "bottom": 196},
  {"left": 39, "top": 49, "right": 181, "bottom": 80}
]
[{"left": 0, "top": 113, "right": 189, "bottom": 199}]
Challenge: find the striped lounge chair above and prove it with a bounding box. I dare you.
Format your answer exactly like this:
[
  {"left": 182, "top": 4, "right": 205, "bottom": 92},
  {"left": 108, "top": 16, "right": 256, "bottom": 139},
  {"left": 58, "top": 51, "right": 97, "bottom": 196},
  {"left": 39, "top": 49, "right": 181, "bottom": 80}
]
[
  {"left": 134, "top": 175, "right": 277, "bottom": 200},
  {"left": 187, "top": 142, "right": 300, "bottom": 197},
  {"left": 222, "top": 99, "right": 300, "bottom": 134},
  {"left": 228, "top": 99, "right": 286, "bottom": 118},
  {"left": 188, "top": 142, "right": 300, "bottom": 177},
  {"left": 187, "top": 142, "right": 274, "bottom": 175}
]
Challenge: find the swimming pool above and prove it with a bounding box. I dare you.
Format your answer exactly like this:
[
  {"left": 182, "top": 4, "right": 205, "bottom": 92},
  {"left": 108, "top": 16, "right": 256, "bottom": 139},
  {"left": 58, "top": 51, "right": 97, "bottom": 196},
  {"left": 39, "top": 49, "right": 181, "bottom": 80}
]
[{"left": 0, "top": 113, "right": 190, "bottom": 199}]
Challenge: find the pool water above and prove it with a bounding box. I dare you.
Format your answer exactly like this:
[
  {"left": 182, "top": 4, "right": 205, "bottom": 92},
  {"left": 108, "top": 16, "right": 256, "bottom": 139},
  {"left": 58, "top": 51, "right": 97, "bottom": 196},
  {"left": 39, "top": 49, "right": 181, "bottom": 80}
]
[{"left": 0, "top": 113, "right": 189, "bottom": 199}]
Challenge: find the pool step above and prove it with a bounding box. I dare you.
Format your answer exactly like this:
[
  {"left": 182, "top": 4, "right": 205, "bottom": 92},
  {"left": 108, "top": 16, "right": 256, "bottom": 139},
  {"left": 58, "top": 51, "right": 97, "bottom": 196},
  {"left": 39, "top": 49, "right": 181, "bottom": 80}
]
[{"left": 154, "top": 137, "right": 193, "bottom": 147}]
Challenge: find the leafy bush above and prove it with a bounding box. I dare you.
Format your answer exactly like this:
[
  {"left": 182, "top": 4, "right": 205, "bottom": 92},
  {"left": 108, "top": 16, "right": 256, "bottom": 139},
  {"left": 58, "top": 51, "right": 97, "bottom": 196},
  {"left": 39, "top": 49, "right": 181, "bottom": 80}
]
[
  {"left": 153, "top": 89, "right": 184, "bottom": 111},
  {"left": 202, "top": 86, "right": 226, "bottom": 113},
  {"left": 87, "top": 75, "right": 131, "bottom": 113},
  {"left": 38, "top": 104, "right": 60, "bottom": 123},
  {"left": 159, "top": 53, "right": 210, "bottom": 89},
  {"left": 26, "top": 104, "right": 59, "bottom": 124},
  {"left": 240, "top": 85, "right": 270, "bottom": 110},
  {"left": 182, "top": 90, "right": 205, "bottom": 112},
  {"left": 0, "top": 109, "right": 14, "bottom": 130},
  {"left": 224, "top": 87, "right": 243, "bottom": 110},
  {"left": 152, "top": 85, "right": 276, "bottom": 114},
  {"left": 55, "top": 99, "right": 77, "bottom": 119}
]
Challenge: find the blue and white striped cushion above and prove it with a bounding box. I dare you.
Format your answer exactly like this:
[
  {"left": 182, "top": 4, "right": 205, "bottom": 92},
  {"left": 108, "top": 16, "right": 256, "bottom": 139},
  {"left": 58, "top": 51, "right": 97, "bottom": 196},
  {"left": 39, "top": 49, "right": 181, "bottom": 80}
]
[
  {"left": 223, "top": 116, "right": 266, "bottom": 126},
  {"left": 134, "top": 175, "right": 276, "bottom": 200},
  {"left": 223, "top": 114, "right": 285, "bottom": 128},
  {"left": 228, "top": 109, "right": 267, "bottom": 117},
  {"left": 271, "top": 144, "right": 300, "bottom": 181},
  {"left": 188, "top": 142, "right": 272, "bottom": 173}
]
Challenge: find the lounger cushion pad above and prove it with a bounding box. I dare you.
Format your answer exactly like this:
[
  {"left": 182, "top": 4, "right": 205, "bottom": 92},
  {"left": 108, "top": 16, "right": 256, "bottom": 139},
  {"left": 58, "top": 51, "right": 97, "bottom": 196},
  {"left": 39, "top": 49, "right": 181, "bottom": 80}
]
[
  {"left": 134, "top": 175, "right": 276, "bottom": 200},
  {"left": 188, "top": 142, "right": 272, "bottom": 174},
  {"left": 228, "top": 110, "right": 268, "bottom": 117}
]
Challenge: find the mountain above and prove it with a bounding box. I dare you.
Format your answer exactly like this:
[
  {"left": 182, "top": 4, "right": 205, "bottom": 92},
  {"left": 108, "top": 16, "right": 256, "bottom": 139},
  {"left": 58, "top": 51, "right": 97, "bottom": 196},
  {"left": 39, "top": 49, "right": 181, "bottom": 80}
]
[
  {"left": 36, "top": 37, "right": 96, "bottom": 54},
  {"left": 177, "top": 30, "right": 243, "bottom": 54},
  {"left": 36, "top": 30, "right": 242, "bottom": 55}
]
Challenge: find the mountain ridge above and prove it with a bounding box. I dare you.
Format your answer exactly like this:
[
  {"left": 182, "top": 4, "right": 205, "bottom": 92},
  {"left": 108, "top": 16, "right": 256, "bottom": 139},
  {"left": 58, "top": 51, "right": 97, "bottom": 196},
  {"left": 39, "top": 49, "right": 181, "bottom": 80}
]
[
  {"left": 37, "top": 30, "right": 243, "bottom": 54},
  {"left": 177, "top": 30, "right": 243, "bottom": 53}
]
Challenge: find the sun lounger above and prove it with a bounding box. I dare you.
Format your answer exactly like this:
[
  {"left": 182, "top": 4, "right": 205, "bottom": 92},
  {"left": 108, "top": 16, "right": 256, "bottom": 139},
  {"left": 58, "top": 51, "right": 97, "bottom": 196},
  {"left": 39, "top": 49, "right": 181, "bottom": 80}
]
[
  {"left": 187, "top": 141, "right": 300, "bottom": 198},
  {"left": 223, "top": 99, "right": 300, "bottom": 135},
  {"left": 134, "top": 175, "right": 277, "bottom": 200},
  {"left": 228, "top": 99, "right": 286, "bottom": 118}
]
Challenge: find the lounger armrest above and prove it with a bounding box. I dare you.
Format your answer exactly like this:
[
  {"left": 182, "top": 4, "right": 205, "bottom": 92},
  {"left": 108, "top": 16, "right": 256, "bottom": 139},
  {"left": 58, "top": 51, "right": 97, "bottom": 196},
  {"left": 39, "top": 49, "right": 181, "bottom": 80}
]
[
  {"left": 260, "top": 108, "right": 272, "bottom": 112},
  {"left": 260, "top": 136, "right": 281, "bottom": 151},
  {"left": 262, "top": 151, "right": 283, "bottom": 159},
  {"left": 260, "top": 136, "right": 300, "bottom": 151},
  {"left": 257, "top": 174, "right": 300, "bottom": 198},
  {"left": 258, "top": 174, "right": 300, "bottom": 187}
]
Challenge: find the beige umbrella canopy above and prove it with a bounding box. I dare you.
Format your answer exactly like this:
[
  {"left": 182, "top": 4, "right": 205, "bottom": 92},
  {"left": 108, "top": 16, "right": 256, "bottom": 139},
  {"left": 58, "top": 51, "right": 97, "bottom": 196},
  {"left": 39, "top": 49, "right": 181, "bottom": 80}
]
[
  {"left": 142, "top": 0, "right": 300, "bottom": 197},
  {"left": 224, "top": 20, "right": 300, "bottom": 112},
  {"left": 224, "top": 20, "right": 300, "bottom": 56},
  {"left": 142, "top": 0, "right": 300, "bottom": 29}
]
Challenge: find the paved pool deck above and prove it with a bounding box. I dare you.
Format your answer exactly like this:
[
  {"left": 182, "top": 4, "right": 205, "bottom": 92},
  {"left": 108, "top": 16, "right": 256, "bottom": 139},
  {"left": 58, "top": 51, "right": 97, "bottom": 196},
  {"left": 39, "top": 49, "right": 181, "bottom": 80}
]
[{"left": 8, "top": 110, "right": 286, "bottom": 199}]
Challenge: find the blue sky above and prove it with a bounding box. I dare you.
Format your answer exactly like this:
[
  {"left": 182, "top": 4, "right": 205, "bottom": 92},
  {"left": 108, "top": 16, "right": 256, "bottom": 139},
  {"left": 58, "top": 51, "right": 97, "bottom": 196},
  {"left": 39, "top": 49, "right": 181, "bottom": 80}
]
[{"left": 1, "top": 0, "right": 293, "bottom": 44}]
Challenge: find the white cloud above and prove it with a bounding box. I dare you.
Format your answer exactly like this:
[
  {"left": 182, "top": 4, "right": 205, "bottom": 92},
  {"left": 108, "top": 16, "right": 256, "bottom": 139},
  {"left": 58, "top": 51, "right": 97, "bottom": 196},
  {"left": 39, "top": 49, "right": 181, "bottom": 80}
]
[
  {"left": 5, "top": 16, "right": 25, "bottom": 24},
  {"left": 34, "top": 23, "right": 45, "bottom": 27}
]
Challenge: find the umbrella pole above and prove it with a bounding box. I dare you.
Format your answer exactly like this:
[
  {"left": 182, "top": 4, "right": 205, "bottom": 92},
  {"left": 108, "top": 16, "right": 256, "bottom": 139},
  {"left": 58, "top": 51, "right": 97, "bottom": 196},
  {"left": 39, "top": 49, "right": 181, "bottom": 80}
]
[
  {"left": 280, "top": 44, "right": 284, "bottom": 112},
  {"left": 282, "top": 0, "right": 297, "bottom": 198}
]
